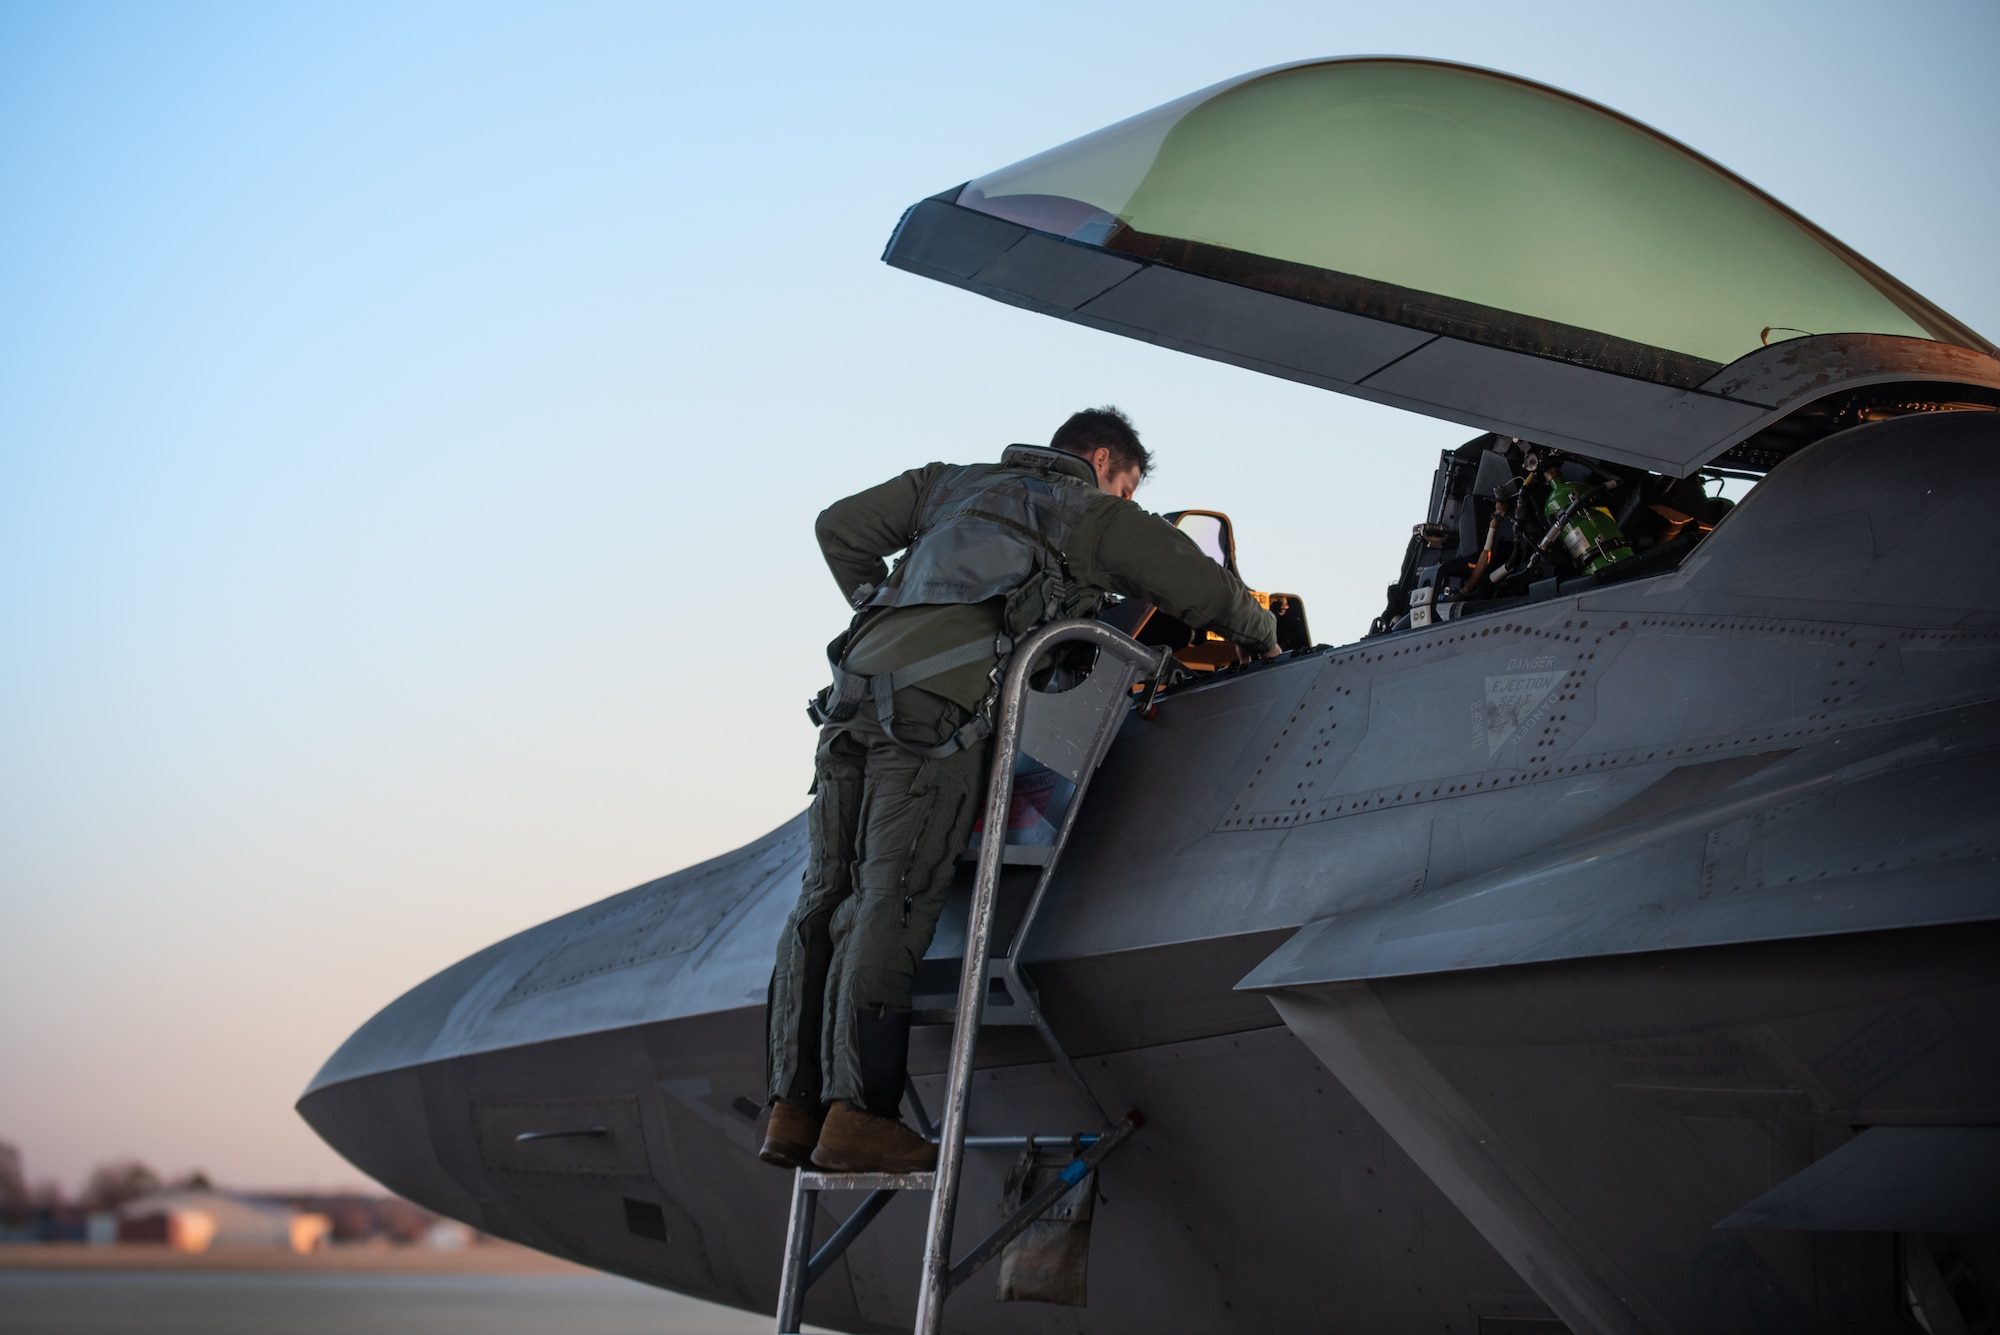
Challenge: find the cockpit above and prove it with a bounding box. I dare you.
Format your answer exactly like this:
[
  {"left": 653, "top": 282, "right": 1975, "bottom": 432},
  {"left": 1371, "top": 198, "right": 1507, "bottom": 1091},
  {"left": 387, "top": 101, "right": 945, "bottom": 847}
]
[
  {"left": 1368, "top": 436, "right": 1738, "bottom": 637},
  {"left": 1118, "top": 394, "right": 1993, "bottom": 672},
  {"left": 1116, "top": 379, "right": 1995, "bottom": 665}
]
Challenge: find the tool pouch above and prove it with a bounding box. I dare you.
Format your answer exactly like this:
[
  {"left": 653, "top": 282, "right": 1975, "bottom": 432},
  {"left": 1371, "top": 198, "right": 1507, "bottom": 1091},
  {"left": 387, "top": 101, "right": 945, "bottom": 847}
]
[{"left": 995, "top": 1145, "right": 1095, "bottom": 1306}]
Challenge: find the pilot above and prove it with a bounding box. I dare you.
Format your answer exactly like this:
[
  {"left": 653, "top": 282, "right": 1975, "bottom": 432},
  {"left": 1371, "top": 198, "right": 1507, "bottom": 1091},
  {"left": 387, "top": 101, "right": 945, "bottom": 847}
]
[{"left": 764, "top": 406, "right": 1279, "bottom": 1174}]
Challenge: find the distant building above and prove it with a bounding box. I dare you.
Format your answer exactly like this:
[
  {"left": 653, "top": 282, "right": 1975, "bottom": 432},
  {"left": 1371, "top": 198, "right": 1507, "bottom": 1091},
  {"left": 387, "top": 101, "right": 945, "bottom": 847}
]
[
  {"left": 424, "top": 1218, "right": 474, "bottom": 1249},
  {"left": 262, "top": 1191, "right": 441, "bottom": 1244},
  {"left": 117, "top": 1188, "right": 331, "bottom": 1254}
]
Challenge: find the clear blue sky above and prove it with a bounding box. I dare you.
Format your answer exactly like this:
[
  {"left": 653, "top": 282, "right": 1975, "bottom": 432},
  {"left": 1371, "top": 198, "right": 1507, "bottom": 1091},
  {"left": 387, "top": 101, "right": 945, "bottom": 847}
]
[{"left": 2, "top": 0, "right": 1994, "bottom": 1194}]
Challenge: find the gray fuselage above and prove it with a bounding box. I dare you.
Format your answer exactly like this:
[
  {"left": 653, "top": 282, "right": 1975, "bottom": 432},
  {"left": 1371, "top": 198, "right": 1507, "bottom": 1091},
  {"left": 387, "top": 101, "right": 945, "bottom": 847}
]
[{"left": 301, "top": 409, "right": 2000, "bottom": 1334}]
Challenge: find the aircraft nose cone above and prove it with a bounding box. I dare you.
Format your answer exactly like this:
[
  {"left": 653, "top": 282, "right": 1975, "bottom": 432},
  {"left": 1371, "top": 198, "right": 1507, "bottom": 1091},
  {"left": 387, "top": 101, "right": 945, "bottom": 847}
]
[
  {"left": 297, "top": 1063, "right": 492, "bottom": 1226},
  {"left": 297, "top": 939, "right": 517, "bottom": 1224},
  {"left": 297, "top": 817, "right": 805, "bottom": 1227}
]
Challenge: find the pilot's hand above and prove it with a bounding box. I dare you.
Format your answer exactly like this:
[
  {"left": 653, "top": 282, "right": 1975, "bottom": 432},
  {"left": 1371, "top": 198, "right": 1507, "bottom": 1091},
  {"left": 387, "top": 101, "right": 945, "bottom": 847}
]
[{"left": 1260, "top": 644, "right": 1282, "bottom": 660}]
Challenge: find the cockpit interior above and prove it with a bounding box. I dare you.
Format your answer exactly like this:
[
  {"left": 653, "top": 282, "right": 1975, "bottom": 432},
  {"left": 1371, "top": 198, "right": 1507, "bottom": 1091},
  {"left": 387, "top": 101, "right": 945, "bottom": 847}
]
[
  {"left": 1111, "top": 385, "right": 1999, "bottom": 675},
  {"left": 1368, "top": 434, "right": 1735, "bottom": 637}
]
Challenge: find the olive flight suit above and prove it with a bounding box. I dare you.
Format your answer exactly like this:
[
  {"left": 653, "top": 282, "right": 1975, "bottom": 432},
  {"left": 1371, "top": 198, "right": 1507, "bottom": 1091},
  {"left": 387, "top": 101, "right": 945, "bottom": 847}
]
[{"left": 768, "top": 446, "right": 1277, "bottom": 1121}]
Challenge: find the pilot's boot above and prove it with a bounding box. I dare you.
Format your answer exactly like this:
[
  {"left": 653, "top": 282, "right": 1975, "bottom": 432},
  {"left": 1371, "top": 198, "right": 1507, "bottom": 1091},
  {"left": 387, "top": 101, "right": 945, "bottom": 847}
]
[
  {"left": 810, "top": 1101, "right": 938, "bottom": 1174},
  {"left": 811, "top": 1007, "right": 935, "bottom": 1173},
  {"left": 758, "top": 1100, "right": 822, "bottom": 1170}
]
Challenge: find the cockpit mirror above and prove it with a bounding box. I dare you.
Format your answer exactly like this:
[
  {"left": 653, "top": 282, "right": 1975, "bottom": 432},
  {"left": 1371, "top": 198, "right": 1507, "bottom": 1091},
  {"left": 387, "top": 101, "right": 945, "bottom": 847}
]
[
  {"left": 1166, "top": 510, "right": 1237, "bottom": 576},
  {"left": 1107, "top": 507, "right": 1309, "bottom": 665}
]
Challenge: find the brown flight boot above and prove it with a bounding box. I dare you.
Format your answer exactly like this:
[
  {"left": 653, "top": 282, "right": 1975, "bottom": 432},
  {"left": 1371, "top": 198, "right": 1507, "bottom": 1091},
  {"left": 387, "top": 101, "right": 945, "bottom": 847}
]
[
  {"left": 758, "top": 1100, "right": 821, "bottom": 1169},
  {"left": 809, "top": 1100, "right": 938, "bottom": 1174}
]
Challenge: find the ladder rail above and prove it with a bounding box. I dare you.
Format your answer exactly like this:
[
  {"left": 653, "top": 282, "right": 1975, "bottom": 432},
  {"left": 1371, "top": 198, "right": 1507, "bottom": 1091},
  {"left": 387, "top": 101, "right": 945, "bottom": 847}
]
[
  {"left": 778, "top": 1171, "right": 943, "bottom": 1332},
  {"left": 774, "top": 1171, "right": 817, "bottom": 1335},
  {"left": 993, "top": 666, "right": 1133, "bottom": 1128},
  {"left": 804, "top": 1187, "right": 896, "bottom": 1290},
  {"left": 914, "top": 620, "right": 1167, "bottom": 1335},
  {"left": 1012, "top": 971, "right": 1113, "bottom": 1130}
]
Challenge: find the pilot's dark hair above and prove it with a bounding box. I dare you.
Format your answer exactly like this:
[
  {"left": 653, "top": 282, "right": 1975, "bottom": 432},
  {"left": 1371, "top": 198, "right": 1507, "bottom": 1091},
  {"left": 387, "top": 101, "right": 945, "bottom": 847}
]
[{"left": 1051, "top": 406, "right": 1152, "bottom": 480}]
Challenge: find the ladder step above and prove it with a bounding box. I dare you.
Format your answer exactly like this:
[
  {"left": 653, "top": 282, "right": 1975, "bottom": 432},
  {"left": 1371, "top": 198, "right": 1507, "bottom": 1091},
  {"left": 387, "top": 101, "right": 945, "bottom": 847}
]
[
  {"left": 959, "top": 1132, "right": 1101, "bottom": 1151},
  {"left": 957, "top": 844, "right": 1055, "bottom": 865},
  {"left": 911, "top": 1006, "right": 1037, "bottom": 1027},
  {"left": 797, "top": 1169, "right": 936, "bottom": 1191}
]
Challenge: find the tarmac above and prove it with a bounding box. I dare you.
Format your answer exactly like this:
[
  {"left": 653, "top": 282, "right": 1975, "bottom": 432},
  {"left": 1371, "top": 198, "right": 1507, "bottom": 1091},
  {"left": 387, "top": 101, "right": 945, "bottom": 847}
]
[{"left": 0, "top": 1244, "right": 809, "bottom": 1335}]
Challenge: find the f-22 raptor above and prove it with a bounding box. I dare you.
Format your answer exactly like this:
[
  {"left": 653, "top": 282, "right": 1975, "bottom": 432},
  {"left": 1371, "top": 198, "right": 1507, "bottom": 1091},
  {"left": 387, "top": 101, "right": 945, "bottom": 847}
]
[{"left": 301, "top": 58, "right": 2000, "bottom": 1335}]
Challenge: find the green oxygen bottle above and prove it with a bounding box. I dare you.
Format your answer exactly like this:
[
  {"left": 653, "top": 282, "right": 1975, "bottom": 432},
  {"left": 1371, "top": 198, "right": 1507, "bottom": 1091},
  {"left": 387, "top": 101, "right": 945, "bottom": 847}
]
[{"left": 1542, "top": 476, "right": 1634, "bottom": 574}]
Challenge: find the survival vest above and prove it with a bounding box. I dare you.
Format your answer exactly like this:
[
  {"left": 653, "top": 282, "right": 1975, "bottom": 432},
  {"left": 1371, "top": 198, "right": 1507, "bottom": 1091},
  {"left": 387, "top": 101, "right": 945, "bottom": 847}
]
[{"left": 809, "top": 445, "right": 1105, "bottom": 757}]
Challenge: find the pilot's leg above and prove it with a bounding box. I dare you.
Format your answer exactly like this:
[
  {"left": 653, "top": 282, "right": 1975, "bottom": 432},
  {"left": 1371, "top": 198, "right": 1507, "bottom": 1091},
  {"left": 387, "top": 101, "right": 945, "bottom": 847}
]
[
  {"left": 813, "top": 691, "right": 988, "bottom": 1172},
  {"left": 761, "top": 724, "right": 865, "bottom": 1167}
]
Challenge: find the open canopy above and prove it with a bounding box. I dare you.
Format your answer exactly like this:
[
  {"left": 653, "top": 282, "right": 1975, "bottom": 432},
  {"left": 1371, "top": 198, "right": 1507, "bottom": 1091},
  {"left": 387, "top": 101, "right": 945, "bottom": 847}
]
[{"left": 886, "top": 58, "right": 1999, "bottom": 474}]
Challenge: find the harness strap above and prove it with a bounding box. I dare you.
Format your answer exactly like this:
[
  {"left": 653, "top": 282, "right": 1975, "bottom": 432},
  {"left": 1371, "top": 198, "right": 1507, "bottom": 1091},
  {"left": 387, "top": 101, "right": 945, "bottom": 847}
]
[
  {"left": 813, "top": 632, "right": 1015, "bottom": 758},
  {"left": 821, "top": 657, "right": 872, "bottom": 721},
  {"left": 883, "top": 634, "right": 1013, "bottom": 696},
  {"left": 875, "top": 675, "right": 996, "bottom": 759},
  {"left": 870, "top": 634, "right": 1012, "bottom": 758}
]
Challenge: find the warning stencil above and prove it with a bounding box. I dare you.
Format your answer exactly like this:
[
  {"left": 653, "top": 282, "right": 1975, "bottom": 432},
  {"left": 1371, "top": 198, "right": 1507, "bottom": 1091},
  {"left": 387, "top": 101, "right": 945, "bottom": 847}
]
[{"left": 1482, "top": 671, "right": 1566, "bottom": 757}]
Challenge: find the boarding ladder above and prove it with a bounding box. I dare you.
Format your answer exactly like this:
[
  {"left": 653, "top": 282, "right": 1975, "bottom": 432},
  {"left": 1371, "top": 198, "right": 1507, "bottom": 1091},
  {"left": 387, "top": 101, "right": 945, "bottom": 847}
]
[{"left": 774, "top": 618, "right": 1172, "bottom": 1335}]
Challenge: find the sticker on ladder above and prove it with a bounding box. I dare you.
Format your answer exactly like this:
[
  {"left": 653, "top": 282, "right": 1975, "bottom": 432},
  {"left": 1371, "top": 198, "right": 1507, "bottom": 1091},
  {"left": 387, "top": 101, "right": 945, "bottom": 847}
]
[{"left": 968, "top": 755, "right": 1078, "bottom": 849}]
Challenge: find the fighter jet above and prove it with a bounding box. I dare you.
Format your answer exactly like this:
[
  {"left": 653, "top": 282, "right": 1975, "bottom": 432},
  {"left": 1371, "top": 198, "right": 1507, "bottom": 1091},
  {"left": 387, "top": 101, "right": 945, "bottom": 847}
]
[{"left": 300, "top": 58, "right": 2000, "bottom": 1334}]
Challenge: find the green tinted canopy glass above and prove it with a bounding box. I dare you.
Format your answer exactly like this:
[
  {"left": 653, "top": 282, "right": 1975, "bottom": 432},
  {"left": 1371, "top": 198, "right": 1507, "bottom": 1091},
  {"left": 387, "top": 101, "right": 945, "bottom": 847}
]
[{"left": 959, "top": 59, "right": 1982, "bottom": 379}]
